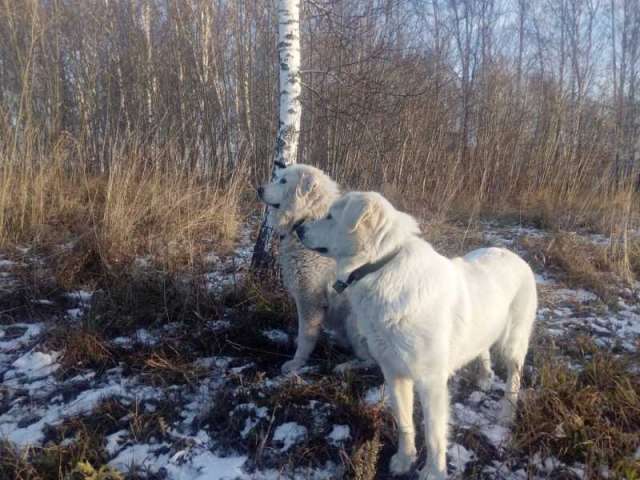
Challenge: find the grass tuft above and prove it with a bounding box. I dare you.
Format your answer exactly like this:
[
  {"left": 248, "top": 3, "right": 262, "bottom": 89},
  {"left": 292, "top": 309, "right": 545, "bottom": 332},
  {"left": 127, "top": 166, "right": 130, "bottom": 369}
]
[
  {"left": 520, "top": 233, "right": 628, "bottom": 304},
  {"left": 515, "top": 352, "right": 640, "bottom": 477}
]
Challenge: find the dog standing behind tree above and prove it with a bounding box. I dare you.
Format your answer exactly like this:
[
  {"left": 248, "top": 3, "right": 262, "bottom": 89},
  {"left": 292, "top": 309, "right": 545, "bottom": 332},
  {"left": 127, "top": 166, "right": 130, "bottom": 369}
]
[
  {"left": 296, "top": 191, "right": 537, "bottom": 480},
  {"left": 257, "top": 164, "right": 372, "bottom": 374}
]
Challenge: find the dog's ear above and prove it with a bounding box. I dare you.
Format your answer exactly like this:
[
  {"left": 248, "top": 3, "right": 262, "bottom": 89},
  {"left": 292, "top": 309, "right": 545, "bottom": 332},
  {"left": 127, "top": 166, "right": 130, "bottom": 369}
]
[
  {"left": 342, "top": 194, "right": 383, "bottom": 234},
  {"left": 297, "top": 172, "right": 317, "bottom": 197}
]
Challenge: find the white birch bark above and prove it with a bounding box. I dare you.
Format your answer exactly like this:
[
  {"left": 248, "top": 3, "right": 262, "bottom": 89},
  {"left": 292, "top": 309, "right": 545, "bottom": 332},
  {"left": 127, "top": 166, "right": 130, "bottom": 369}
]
[
  {"left": 252, "top": 0, "right": 302, "bottom": 269},
  {"left": 141, "top": 1, "right": 156, "bottom": 127},
  {"left": 273, "top": 0, "right": 302, "bottom": 168}
]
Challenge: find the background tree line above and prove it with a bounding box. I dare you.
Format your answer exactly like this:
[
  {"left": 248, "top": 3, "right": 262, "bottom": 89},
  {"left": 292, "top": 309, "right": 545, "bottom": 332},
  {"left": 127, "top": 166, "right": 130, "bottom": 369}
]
[{"left": 1, "top": 0, "right": 638, "bottom": 219}]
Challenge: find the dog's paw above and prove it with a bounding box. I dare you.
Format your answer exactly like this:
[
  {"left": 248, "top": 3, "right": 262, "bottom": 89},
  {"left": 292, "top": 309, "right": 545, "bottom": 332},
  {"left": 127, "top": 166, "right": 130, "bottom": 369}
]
[
  {"left": 281, "top": 359, "right": 305, "bottom": 374},
  {"left": 476, "top": 371, "right": 494, "bottom": 392},
  {"left": 389, "top": 451, "right": 416, "bottom": 475},
  {"left": 417, "top": 466, "right": 446, "bottom": 480},
  {"left": 334, "top": 359, "right": 376, "bottom": 375}
]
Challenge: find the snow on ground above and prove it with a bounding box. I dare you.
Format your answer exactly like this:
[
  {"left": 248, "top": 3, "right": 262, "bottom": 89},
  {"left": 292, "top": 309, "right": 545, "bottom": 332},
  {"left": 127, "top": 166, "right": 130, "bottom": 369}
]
[
  {"left": 261, "top": 329, "right": 289, "bottom": 345},
  {"left": 272, "top": 422, "right": 308, "bottom": 452},
  {"left": 0, "top": 221, "right": 638, "bottom": 479},
  {"left": 327, "top": 424, "right": 350, "bottom": 446}
]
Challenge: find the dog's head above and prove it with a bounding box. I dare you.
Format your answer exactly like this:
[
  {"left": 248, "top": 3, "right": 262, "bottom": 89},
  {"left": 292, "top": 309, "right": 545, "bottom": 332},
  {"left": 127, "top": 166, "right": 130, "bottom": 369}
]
[
  {"left": 296, "top": 191, "right": 413, "bottom": 261},
  {"left": 258, "top": 164, "right": 339, "bottom": 234}
]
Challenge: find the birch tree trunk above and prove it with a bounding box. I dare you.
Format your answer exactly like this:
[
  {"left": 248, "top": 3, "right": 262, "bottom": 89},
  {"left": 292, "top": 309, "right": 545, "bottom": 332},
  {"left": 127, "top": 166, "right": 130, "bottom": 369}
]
[{"left": 251, "top": 0, "right": 302, "bottom": 270}]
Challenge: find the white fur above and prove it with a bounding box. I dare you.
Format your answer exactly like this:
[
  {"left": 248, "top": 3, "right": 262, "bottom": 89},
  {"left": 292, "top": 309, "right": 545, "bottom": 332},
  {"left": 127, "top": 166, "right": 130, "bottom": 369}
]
[
  {"left": 298, "top": 192, "right": 537, "bottom": 479},
  {"left": 259, "top": 165, "right": 372, "bottom": 374}
]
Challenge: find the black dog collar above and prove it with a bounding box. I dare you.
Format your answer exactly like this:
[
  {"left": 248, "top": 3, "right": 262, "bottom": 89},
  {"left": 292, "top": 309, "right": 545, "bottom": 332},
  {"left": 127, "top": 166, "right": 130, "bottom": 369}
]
[{"left": 333, "top": 249, "right": 401, "bottom": 293}]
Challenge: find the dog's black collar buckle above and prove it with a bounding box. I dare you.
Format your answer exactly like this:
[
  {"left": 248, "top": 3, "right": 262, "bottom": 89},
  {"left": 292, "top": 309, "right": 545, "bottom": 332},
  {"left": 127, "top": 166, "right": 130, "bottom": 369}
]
[
  {"left": 333, "top": 280, "right": 349, "bottom": 294},
  {"left": 332, "top": 249, "right": 401, "bottom": 294}
]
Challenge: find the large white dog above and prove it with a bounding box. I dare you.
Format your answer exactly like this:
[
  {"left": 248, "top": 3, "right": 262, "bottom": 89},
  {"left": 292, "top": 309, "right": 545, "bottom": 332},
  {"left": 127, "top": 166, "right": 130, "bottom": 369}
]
[
  {"left": 295, "top": 191, "right": 537, "bottom": 479},
  {"left": 258, "top": 164, "right": 372, "bottom": 374}
]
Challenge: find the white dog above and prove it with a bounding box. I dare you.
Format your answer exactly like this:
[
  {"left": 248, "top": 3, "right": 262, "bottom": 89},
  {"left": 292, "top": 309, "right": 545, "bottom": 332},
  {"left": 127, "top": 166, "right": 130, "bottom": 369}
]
[
  {"left": 258, "top": 164, "right": 372, "bottom": 374},
  {"left": 296, "top": 191, "right": 537, "bottom": 479}
]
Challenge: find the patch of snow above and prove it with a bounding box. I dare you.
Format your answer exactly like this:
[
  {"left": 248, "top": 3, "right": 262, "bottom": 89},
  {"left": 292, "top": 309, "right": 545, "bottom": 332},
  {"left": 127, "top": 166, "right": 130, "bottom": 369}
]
[
  {"left": 207, "top": 320, "right": 231, "bottom": 332},
  {"left": 9, "top": 350, "right": 59, "bottom": 379},
  {"left": 262, "top": 329, "right": 289, "bottom": 344},
  {"left": 234, "top": 403, "right": 269, "bottom": 438},
  {"left": 135, "top": 329, "right": 158, "bottom": 346},
  {"left": 327, "top": 425, "right": 350, "bottom": 446},
  {"left": 272, "top": 422, "right": 307, "bottom": 452},
  {"left": 363, "top": 385, "right": 388, "bottom": 406},
  {"left": 569, "top": 463, "right": 586, "bottom": 478},
  {"left": 109, "top": 443, "right": 158, "bottom": 471},
  {"left": 134, "top": 256, "right": 152, "bottom": 268},
  {"left": 164, "top": 450, "right": 247, "bottom": 480},
  {"left": 448, "top": 442, "right": 475, "bottom": 470},
  {"left": 534, "top": 273, "right": 553, "bottom": 285},
  {"left": 555, "top": 288, "right": 598, "bottom": 302},
  {"left": 482, "top": 423, "right": 510, "bottom": 446},
  {"left": 65, "top": 384, "right": 125, "bottom": 416},
  {"left": 105, "top": 430, "right": 128, "bottom": 455},
  {"left": 66, "top": 308, "right": 83, "bottom": 319},
  {"left": 0, "top": 323, "right": 43, "bottom": 352},
  {"left": 112, "top": 336, "right": 133, "bottom": 347},
  {"left": 230, "top": 363, "right": 254, "bottom": 374},
  {"left": 0, "top": 377, "right": 160, "bottom": 447},
  {"left": 255, "top": 462, "right": 339, "bottom": 480},
  {"left": 468, "top": 391, "right": 483, "bottom": 404},
  {"left": 66, "top": 290, "right": 93, "bottom": 304},
  {"left": 452, "top": 401, "right": 510, "bottom": 447},
  {"left": 532, "top": 452, "right": 561, "bottom": 473},
  {"left": 32, "top": 299, "right": 55, "bottom": 306}
]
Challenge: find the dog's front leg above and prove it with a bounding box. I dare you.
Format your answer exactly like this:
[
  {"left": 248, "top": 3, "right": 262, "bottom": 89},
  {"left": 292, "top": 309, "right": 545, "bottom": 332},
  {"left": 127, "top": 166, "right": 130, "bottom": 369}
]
[
  {"left": 416, "top": 375, "right": 448, "bottom": 480},
  {"left": 383, "top": 372, "right": 417, "bottom": 476},
  {"left": 281, "top": 303, "right": 324, "bottom": 374}
]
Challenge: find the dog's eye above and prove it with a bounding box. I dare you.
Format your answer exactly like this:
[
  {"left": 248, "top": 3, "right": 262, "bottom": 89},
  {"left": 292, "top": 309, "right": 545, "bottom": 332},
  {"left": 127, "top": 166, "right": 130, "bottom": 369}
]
[
  {"left": 326, "top": 213, "right": 332, "bottom": 220},
  {"left": 279, "top": 178, "right": 287, "bottom": 184}
]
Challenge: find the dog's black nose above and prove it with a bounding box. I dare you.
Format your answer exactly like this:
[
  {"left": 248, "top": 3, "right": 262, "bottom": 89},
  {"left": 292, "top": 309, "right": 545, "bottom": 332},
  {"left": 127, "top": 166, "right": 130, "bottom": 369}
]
[
  {"left": 257, "top": 186, "right": 264, "bottom": 198},
  {"left": 295, "top": 224, "right": 305, "bottom": 240}
]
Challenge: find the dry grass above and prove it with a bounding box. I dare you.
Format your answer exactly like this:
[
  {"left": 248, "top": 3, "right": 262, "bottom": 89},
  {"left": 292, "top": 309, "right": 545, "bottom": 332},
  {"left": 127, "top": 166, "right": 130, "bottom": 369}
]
[
  {"left": 0, "top": 137, "right": 244, "bottom": 276},
  {"left": 205, "top": 372, "right": 391, "bottom": 476},
  {"left": 0, "top": 394, "right": 179, "bottom": 480},
  {"left": 48, "top": 328, "right": 115, "bottom": 377},
  {"left": 515, "top": 351, "right": 640, "bottom": 478},
  {"left": 520, "top": 233, "right": 631, "bottom": 305}
]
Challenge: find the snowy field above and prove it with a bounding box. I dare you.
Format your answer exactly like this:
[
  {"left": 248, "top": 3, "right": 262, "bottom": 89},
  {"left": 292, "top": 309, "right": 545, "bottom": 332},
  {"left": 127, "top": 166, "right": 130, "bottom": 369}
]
[{"left": 1, "top": 221, "right": 638, "bottom": 479}]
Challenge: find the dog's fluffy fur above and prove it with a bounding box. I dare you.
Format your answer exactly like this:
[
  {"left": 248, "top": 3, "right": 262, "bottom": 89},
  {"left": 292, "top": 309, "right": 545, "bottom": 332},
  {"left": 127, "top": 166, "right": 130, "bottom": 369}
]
[
  {"left": 297, "top": 191, "right": 537, "bottom": 479},
  {"left": 258, "top": 164, "right": 371, "bottom": 373}
]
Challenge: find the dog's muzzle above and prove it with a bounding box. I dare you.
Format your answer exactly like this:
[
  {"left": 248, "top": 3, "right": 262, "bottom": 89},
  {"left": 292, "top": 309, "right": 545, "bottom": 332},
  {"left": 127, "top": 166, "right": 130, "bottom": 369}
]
[
  {"left": 257, "top": 187, "right": 280, "bottom": 208},
  {"left": 294, "top": 221, "right": 327, "bottom": 253}
]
